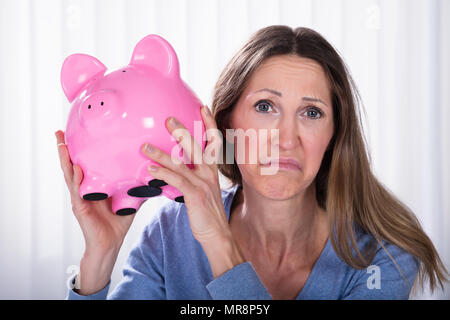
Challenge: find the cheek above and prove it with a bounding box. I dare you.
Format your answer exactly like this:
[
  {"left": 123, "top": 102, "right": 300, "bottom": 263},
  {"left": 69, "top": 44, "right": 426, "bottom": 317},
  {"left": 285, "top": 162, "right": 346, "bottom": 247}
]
[
  {"left": 232, "top": 120, "right": 274, "bottom": 164},
  {"left": 301, "top": 128, "right": 334, "bottom": 174}
]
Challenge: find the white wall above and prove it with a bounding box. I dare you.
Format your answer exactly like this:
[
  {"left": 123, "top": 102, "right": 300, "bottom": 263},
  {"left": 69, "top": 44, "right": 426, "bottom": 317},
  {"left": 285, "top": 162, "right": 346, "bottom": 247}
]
[{"left": 0, "top": 0, "right": 448, "bottom": 299}]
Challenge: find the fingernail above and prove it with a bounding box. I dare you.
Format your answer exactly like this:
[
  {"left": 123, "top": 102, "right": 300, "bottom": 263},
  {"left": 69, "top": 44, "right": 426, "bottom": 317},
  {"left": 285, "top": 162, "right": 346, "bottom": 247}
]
[
  {"left": 144, "top": 143, "right": 154, "bottom": 153},
  {"left": 148, "top": 165, "right": 158, "bottom": 172},
  {"left": 170, "top": 117, "right": 179, "bottom": 126}
]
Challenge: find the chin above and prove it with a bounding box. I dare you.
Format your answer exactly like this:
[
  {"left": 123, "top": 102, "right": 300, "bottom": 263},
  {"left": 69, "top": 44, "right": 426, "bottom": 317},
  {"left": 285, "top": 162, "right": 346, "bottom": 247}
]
[
  {"left": 257, "top": 174, "right": 304, "bottom": 200},
  {"left": 260, "top": 185, "right": 300, "bottom": 200}
]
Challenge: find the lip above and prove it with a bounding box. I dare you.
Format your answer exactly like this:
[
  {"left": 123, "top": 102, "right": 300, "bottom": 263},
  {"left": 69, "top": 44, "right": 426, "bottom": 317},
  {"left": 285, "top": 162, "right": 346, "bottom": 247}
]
[{"left": 260, "top": 157, "right": 302, "bottom": 171}]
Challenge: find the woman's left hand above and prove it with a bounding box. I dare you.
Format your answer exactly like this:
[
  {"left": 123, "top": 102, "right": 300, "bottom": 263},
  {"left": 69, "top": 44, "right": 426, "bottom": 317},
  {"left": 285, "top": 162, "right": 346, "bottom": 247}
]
[{"left": 141, "top": 105, "right": 244, "bottom": 278}]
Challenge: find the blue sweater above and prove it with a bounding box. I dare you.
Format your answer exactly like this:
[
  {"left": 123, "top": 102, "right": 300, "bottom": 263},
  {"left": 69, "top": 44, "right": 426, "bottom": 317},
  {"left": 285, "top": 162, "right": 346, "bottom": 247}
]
[{"left": 67, "top": 184, "right": 419, "bottom": 300}]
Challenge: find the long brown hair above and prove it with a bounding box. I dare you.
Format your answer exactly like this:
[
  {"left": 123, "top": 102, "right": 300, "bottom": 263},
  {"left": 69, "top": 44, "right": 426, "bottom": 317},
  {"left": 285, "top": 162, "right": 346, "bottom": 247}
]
[{"left": 212, "top": 25, "right": 448, "bottom": 293}]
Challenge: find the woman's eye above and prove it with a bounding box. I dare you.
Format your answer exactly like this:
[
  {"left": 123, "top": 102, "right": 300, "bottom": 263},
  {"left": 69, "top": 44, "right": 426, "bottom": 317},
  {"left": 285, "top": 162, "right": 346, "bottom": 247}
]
[
  {"left": 254, "top": 100, "right": 273, "bottom": 113},
  {"left": 304, "top": 107, "right": 323, "bottom": 119}
]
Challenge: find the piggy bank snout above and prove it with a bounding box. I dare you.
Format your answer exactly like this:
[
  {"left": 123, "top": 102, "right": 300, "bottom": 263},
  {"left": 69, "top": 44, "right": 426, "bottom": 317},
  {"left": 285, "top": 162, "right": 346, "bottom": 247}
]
[{"left": 79, "top": 90, "right": 119, "bottom": 127}]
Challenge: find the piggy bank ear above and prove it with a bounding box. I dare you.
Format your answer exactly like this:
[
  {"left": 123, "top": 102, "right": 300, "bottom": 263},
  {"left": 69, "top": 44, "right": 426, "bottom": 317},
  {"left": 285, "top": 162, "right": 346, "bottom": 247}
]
[
  {"left": 130, "top": 34, "right": 180, "bottom": 78},
  {"left": 61, "top": 54, "right": 107, "bottom": 103}
]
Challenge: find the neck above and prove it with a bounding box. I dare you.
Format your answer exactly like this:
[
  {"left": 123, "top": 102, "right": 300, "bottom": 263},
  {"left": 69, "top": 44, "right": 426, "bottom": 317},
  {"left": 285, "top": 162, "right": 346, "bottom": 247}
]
[{"left": 229, "top": 181, "right": 328, "bottom": 270}]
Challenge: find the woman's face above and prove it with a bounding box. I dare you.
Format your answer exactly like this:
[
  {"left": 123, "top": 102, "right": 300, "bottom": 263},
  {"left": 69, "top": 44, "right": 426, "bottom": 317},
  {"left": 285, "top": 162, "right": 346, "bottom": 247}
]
[{"left": 229, "top": 54, "right": 334, "bottom": 200}]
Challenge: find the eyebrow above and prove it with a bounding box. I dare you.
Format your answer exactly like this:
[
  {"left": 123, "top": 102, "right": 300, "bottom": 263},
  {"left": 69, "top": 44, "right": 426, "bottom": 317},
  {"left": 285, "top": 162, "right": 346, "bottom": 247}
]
[
  {"left": 254, "top": 88, "right": 329, "bottom": 108},
  {"left": 302, "top": 97, "right": 329, "bottom": 108},
  {"left": 255, "top": 88, "right": 282, "bottom": 97}
]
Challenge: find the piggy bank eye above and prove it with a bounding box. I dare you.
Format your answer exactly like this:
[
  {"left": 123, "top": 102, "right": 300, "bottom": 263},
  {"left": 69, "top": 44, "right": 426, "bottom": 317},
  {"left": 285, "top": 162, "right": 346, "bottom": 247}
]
[
  {"left": 101, "top": 101, "right": 104, "bottom": 106},
  {"left": 88, "top": 104, "right": 91, "bottom": 109},
  {"left": 122, "top": 70, "right": 126, "bottom": 72}
]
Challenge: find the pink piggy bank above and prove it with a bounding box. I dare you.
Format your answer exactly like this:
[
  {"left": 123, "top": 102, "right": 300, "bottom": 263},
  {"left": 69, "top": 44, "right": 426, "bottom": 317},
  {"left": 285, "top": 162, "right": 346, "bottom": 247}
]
[{"left": 60, "top": 34, "right": 205, "bottom": 215}]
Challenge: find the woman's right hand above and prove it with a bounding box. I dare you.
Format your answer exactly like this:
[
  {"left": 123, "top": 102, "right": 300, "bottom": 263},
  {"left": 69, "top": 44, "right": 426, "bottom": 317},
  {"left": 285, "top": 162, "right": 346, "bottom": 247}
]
[{"left": 55, "top": 130, "right": 136, "bottom": 295}]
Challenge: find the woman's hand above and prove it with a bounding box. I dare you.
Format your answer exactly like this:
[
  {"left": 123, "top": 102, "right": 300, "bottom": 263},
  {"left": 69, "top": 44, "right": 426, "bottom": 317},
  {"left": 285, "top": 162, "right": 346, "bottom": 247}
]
[
  {"left": 55, "top": 130, "right": 136, "bottom": 250},
  {"left": 141, "top": 106, "right": 245, "bottom": 278},
  {"left": 55, "top": 130, "right": 136, "bottom": 294}
]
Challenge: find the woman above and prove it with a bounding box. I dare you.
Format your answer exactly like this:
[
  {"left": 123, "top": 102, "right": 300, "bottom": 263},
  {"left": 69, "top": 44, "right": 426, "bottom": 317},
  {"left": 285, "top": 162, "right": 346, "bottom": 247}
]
[{"left": 57, "top": 26, "right": 448, "bottom": 299}]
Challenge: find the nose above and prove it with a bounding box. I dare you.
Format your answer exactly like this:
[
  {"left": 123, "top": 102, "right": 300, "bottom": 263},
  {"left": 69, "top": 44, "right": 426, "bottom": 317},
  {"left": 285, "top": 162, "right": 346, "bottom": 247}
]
[
  {"left": 79, "top": 90, "right": 118, "bottom": 127},
  {"left": 82, "top": 90, "right": 116, "bottom": 110},
  {"left": 275, "top": 114, "right": 300, "bottom": 151}
]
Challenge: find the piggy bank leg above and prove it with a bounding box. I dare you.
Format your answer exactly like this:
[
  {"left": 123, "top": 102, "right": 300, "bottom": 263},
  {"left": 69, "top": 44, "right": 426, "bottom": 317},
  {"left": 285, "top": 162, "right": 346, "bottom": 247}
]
[
  {"left": 160, "top": 163, "right": 194, "bottom": 203},
  {"left": 127, "top": 185, "right": 162, "bottom": 198},
  {"left": 145, "top": 177, "right": 184, "bottom": 203},
  {"left": 111, "top": 194, "right": 147, "bottom": 216},
  {"left": 161, "top": 184, "right": 185, "bottom": 203},
  {"left": 148, "top": 179, "right": 168, "bottom": 188},
  {"left": 79, "top": 174, "right": 113, "bottom": 201},
  {"left": 136, "top": 162, "right": 183, "bottom": 202}
]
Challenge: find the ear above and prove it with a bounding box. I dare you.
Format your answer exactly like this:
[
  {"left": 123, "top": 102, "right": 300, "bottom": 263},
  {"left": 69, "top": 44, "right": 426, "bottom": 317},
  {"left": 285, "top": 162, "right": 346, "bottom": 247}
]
[
  {"left": 130, "top": 34, "right": 180, "bottom": 78},
  {"left": 61, "top": 54, "right": 107, "bottom": 103}
]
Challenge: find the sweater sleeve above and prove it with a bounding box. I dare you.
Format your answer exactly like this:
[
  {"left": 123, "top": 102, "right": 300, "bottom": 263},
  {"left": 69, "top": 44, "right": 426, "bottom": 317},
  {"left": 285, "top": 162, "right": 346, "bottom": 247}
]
[
  {"left": 66, "top": 274, "right": 111, "bottom": 300},
  {"left": 206, "top": 262, "right": 272, "bottom": 300},
  {"left": 342, "top": 242, "right": 420, "bottom": 300},
  {"left": 66, "top": 217, "right": 166, "bottom": 300}
]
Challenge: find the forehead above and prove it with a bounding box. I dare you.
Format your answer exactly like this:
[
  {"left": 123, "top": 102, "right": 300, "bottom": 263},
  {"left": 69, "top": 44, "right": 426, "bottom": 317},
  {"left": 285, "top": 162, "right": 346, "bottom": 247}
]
[{"left": 245, "top": 54, "right": 331, "bottom": 101}]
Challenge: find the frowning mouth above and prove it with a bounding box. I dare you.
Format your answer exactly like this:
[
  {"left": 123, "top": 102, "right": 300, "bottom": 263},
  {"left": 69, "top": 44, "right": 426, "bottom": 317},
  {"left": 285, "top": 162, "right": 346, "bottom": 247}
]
[{"left": 260, "top": 158, "right": 302, "bottom": 171}]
